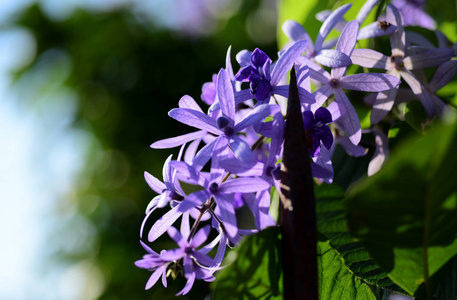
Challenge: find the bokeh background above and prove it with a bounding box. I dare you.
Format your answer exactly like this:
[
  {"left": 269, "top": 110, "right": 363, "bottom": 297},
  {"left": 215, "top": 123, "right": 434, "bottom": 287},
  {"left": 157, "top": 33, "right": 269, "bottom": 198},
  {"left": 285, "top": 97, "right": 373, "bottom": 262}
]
[{"left": 0, "top": 0, "right": 278, "bottom": 299}]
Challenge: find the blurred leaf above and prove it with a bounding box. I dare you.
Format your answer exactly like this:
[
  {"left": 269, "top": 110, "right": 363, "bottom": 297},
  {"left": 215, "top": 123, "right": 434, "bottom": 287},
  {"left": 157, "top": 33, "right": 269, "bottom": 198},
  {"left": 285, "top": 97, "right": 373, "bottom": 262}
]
[
  {"left": 211, "top": 227, "right": 282, "bottom": 300},
  {"left": 277, "top": 0, "right": 329, "bottom": 49},
  {"left": 316, "top": 184, "right": 402, "bottom": 294},
  {"left": 346, "top": 117, "right": 457, "bottom": 297}
]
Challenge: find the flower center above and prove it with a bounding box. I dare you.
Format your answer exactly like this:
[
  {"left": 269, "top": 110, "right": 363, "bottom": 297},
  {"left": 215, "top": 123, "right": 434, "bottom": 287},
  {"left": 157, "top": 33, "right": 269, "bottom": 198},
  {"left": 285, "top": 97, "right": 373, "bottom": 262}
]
[
  {"left": 329, "top": 78, "right": 339, "bottom": 88},
  {"left": 209, "top": 182, "right": 219, "bottom": 193},
  {"left": 391, "top": 55, "right": 404, "bottom": 70},
  {"left": 216, "top": 116, "right": 234, "bottom": 136}
]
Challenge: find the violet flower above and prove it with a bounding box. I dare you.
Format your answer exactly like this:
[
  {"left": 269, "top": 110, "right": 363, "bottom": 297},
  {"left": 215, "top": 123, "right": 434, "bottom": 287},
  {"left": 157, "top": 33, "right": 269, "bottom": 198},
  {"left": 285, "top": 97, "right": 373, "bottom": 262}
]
[
  {"left": 315, "top": 0, "right": 397, "bottom": 47},
  {"left": 351, "top": 5, "right": 454, "bottom": 123},
  {"left": 391, "top": 0, "right": 436, "bottom": 30},
  {"left": 233, "top": 40, "right": 309, "bottom": 103},
  {"left": 169, "top": 68, "right": 278, "bottom": 166},
  {"left": 162, "top": 225, "right": 216, "bottom": 295},
  {"left": 135, "top": 241, "right": 172, "bottom": 290},
  {"left": 281, "top": 4, "right": 353, "bottom": 68},
  {"left": 220, "top": 112, "right": 284, "bottom": 230},
  {"left": 169, "top": 138, "right": 271, "bottom": 239},
  {"left": 303, "top": 107, "right": 333, "bottom": 157},
  {"left": 306, "top": 20, "right": 401, "bottom": 145}
]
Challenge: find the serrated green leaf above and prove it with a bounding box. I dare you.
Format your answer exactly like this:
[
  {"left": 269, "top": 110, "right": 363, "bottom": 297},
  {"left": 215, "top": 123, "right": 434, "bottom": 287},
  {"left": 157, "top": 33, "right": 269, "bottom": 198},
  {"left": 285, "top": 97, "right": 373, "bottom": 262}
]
[
  {"left": 211, "top": 227, "right": 282, "bottom": 300},
  {"left": 346, "top": 117, "right": 457, "bottom": 297},
  {"left": 317, "top": 238, "right": 377, "bottom": 300},
  {"left": 316, "top": 184, "right": 402, "bottom": 293}
]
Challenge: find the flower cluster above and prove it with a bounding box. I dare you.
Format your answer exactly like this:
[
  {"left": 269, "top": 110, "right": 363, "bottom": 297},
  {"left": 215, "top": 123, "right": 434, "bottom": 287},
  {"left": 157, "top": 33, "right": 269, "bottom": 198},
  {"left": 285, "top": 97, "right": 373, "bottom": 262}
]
[{"left": 136, "top": 0, "right": 456, "bottom": 294}]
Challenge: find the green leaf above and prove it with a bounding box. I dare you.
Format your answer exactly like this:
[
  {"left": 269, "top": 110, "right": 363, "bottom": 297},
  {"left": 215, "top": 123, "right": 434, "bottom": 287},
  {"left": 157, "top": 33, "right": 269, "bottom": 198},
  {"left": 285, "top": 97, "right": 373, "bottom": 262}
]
[
  {"left": 211, "top": 227, "right": 282, "bottom": 300},
  {"left": 316, "top": 184, "right": 402, "bottom": 293},
  {"left": 317, "top": 237, "right": 377, "bottom": 300},
  {"left": 346, "top": 117, "right": 457, "bottom": 297}
]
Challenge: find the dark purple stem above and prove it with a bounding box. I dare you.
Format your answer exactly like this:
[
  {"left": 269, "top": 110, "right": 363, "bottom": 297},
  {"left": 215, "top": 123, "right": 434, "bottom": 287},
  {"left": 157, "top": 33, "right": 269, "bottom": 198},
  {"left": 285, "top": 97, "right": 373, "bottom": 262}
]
[{"left": 280, "top": 66, "right": 318, "bottom": 299}]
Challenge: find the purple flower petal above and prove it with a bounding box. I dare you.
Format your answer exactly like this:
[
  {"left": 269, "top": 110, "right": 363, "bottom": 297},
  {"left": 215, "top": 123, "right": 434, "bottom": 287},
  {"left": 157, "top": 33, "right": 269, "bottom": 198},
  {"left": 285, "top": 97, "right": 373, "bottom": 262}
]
[
  {"left": 429, "top": 60, "right": 457, "bottom": 92},
  {"left": 271, "top": 40, "right": 307, "bottom": 86},
  {"left": 169, "top": 108, "right": 221, "bottom": 135},
  {"left": 170, "top": 160, "right": 208, "bottom": 187},
  {"left": 400, "top": 69, "right": 434, "bottom": 117},
  {"left": 217, "top": 68, "right": 236, "bottom": 122},
  {"left": 316, "top": 10, "right": 347, "bottom": 32},
  {"left": 229, "top": 135, "right": 254, "bottom": 163},
  {"left": 225, "top": 46, "right": 235, "bottom": 81},
  {"left": 251, "top": 48, "right": 271, "bottom": 68},
  {"left": 255, "top": 190, "right": 276, "bottom": 230},
  {"left": 176, "top": 271, "right": 196, "bottom": 296},
  {"left": 351, "top": 49, "right": 390, "bottom": 69},
  {"left": 334, "top": 88, "right": 362, "bottom": 145},
  {"left": 190, "top": 225, "right": 211, "bottom": 249},
  {"left": 403, "top": 48, "right": 454, "bottom": 70},
  {"left": 191, "top": 137, "right": 219, "bottom": 171},
  {"left": 179, "top": 95, "right": 203, "bottom": 112},
  {"left": 167, "top": 226, "right": 185, "bottom": 246},
  {"left": 356, "top": 0, "right": 380, "bottom": 24},
  {"left": 357, "top": 22, "right": 397, "bottom": 40},
  {"left": 236, "top": 49, "right": 252, "bottom": 67},
  {"left": 180, "top": 211, "right": 190, "bottom": 241},
  {"left": 370, "top": 72, "right": 399, "bottom": 124},
  {"left": 311, "top": 84, "right": 333, "bottom": 111},
  {"left": 144, "top": 171, "right": 166, "bottom": 194},
  {"left": 336, "top": 20, "right": 359, "bottom": 57},
  {"left": 332, "top": 20, "right": 359, "bottom": 79},
  {"left": 219, "top": 177, "right": 270, "bottom": 193},
  {"left": 315, "top": 4, "right": 352, "bottom": 52},
  {"left": 338, "top": 135, "right": 368, "bottom": 157},
  {"left": 148, "top": 205, "right": 182, "bottom": 242},
  {"left": 151, "top": 130, "right": 207, "bottom": 149},
  {"left": 339, "top": 73, "right": 401, "bottom": 92},
  {"left": 367, "top": 127, "right": 389, "bottom": 176},
  {"left": 314, "top": 49, "right": 352, "bottom": 68},
  {"left": 213, "top": 194, "right": 238, "bottom": 238},
  {"left": 184, "top": 138, "right": 201, "bottom": 164},
  {"left": 191, "top": 251, "right": 216, "bottom": 267},
  {"left": 210, "top": 137, "right": 228, "bottom": 182},
  {"left": 178, "top": 190, "right": 211, "bottom": 213},
  {"left": 387, "top": 4, "right": 405, "bottom": 57},
  {"left": 145, "top": 265, "right": 168, "bottom": 290},
  {"left": 282, "top": 20, "right": 311, "bottom": 44},
  {"left": 235, "top": 104, "right": 277, "bottom": 132},
  {"left": 219, "top": 158, "right": 263, "bottom": 177}
]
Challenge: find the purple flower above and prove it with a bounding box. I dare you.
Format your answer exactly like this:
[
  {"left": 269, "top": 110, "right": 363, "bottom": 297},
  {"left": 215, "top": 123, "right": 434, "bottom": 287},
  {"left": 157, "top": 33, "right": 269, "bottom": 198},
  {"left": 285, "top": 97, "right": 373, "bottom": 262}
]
[
  {"left": 282, "top": 4, "right": 353, "bottom": 68},
  {"left": 306, "top": 20, "right": 401, "bottom": 145},
  {"left": 220, "top": 112, "right": 285, "bottom": 229},
  {"left": 162, "top": 225, "right": 216, "bottom": 295},
  {"left": 233, "top": 40, "right": 309, "bottom": 103},
  {"left": 315, "top": 0, "right": 397, "bottom": 46},
  {"left": 391, "top": 0, "right": 436, "bottom": 29},
  {"left": 169, "top": 68, "right": 279, "bottom": 166},
  {"left": 170, "top": 138, "right": 271, "bottom": 238},
  {"left": 303, "top": 107, "right": 333, "bottom": 157},
  {"left": 135, "top": 241, "right": 171, "bottom": 290},
  {"left": 201, "top": 74, "right": 217, "bottom": 105},
  {"left": 351, "top": 5, "right": 453, "bottom": 122}
]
